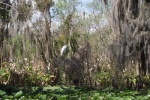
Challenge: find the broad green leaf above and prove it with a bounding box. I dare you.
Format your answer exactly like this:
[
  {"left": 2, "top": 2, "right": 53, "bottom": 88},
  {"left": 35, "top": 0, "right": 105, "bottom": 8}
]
[
  {"left": 38, "top": 94, "right": 47, "bottom": 100},
  {"left": 7, "top": 95, "right": 14, "bottom": 99},
  {"left": 58, "top": 95, "right": 67, "bottom": 100},
  {"left": 136, "top": 96, "right": 144, "bottom": 100},
  {"left": 19, "top": 96, "right": 26, "bottom": 100},
  {"left": 14, "top": 91, "right": 23, "bottom": 98},
  {"left": 34, "top": 93, "right": 41, "bottom": 99},
  {"left": 0, "top": 90, "right": 6, "bottom": 96}
]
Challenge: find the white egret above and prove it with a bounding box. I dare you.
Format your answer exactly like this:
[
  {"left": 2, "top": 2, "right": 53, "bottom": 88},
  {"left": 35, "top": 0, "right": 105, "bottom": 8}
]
[{"left": 60, "top": 45, "right": 68, "bottom": 56}]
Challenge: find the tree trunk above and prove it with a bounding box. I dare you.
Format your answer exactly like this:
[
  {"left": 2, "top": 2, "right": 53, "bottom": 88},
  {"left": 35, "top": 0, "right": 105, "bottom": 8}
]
[{"left": 111, "top": 0, "right": 150, "bottom": 76}]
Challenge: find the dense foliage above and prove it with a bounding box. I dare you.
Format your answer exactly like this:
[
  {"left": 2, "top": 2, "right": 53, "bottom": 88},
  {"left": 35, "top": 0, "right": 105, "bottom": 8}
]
[
  {"left": 0, "top": 86, "right": 150, "bottom": 100},
  {"left": 0, "top": 0, "right": 150, "bottom": 99}
]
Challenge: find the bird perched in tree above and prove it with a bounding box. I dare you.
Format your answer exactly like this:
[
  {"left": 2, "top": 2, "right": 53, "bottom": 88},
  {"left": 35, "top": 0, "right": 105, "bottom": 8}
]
[{"left": 60, "top": 45, "right": 69, "bottom": 57}]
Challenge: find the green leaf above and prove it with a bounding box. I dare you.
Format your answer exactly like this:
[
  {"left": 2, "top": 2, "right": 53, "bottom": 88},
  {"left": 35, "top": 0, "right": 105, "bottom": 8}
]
[
  {"left": 19, "top": 96, "right": 26, "bottom": 100},
  {"left": 58, "top": 95, "right": 67, "bottom": 100},
  {"left": 0, "top": 68, "right": 5, "bottom": 76},
  {"left": 142, "top": 95, "right": 150, "bottom": 100},
  {"left": 123, "top": 96, "right": 135, "bottom": 100},
  {"left": 112, "top": 97, "right": 123, "bottom": 100},
  {"left": 34, "top": 93, "right": 41, "bottom": 99},
  {"left": 0, "top": 90, "right": 6, "bottom": 96},
  {"left": 7, "top": 95, "right": 14, "bottom": 99},
  {"left": 14, "top": 91, "right": 23, "bottom": 98},
  {"left": 136, "top": 96, "right": 144, "bottom": 100},
  {"left": 38, "top": 94, "right": 47, "bottom": 100},
  {"left": 3, "top": 95, "right": 15, "bottom": 100}
]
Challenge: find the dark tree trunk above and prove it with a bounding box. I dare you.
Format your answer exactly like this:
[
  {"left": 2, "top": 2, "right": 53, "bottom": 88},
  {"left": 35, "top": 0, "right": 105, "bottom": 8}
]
[{"left": 0, "top": 0, "right": 11, "bottom": 63}]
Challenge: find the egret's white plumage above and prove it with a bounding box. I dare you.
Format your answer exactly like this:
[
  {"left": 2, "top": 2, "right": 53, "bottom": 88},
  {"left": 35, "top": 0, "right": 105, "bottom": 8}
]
[{"left": 60, "top": 45, "right": 68, "bottom": 56}]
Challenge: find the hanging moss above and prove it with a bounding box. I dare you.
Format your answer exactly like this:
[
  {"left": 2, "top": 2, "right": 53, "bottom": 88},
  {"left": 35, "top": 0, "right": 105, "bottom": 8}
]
[
  {"left": 35, "top": 0, "right": 54, "bottom": 12},
  {"left": 0, "top": 0, "right": 11, "bottom": 22},
  {"left": 110, "top": 0, "right": 150, "bottom": 75},
  {"left": 17, "top": 1, "right": 32, "bottom": 22}
]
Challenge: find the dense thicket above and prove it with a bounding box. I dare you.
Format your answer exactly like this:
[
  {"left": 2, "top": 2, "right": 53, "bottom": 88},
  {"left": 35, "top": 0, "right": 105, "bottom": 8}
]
[{"left": 0, "top": 0, "right": 150, "bottom": 90}]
